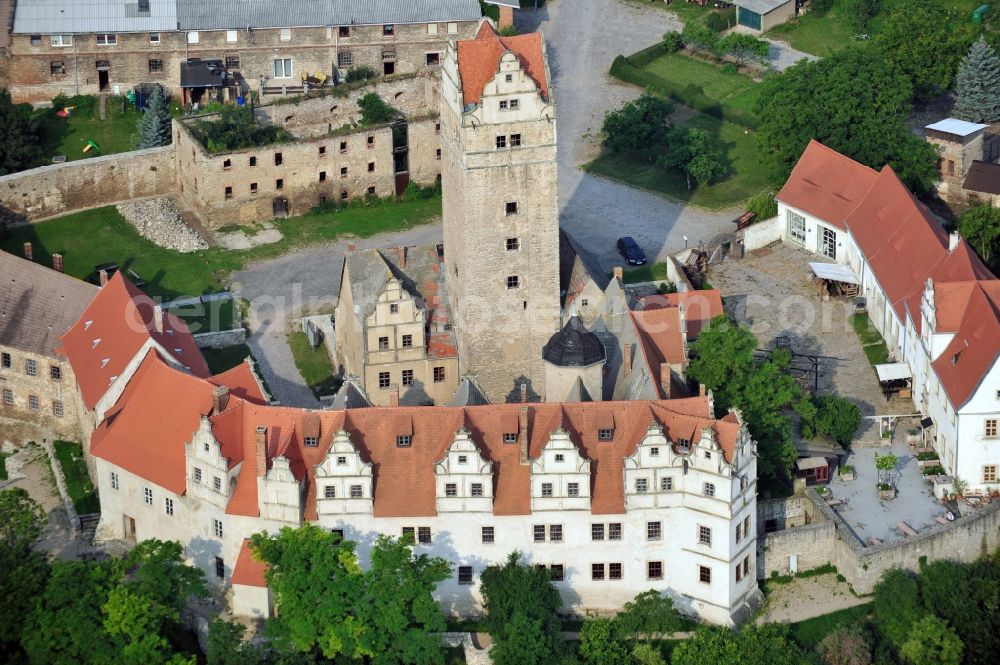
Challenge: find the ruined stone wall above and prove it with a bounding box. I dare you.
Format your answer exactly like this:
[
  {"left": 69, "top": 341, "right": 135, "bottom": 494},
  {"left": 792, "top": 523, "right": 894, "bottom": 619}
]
[
  {"left": 0, "top": 146, "right": 175, "bottom": 221},
  {"left": 0, "top": 343, "right": 89, "bottom": 441}
]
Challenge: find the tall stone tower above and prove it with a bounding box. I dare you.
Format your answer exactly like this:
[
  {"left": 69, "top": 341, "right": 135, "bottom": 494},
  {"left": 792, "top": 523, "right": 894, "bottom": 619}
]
[{"left": 440, "top": 21, "right": 561, "bottom": 402}]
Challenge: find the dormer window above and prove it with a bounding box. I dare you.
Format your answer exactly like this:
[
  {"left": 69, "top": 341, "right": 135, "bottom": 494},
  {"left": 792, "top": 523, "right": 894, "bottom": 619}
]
[
  {"left": 92, "top": 338, "right": 101, "bottom": 348},
  {"left": 336, "top": 455, "right": 347, "bottom": 465},
  {"left": 84, "top": 320, "right": 92, "bottom": 330},
  {"left": 703, "top": 450, "right": 711, "bottom": 459},
  {"left": 304, "top": 436, "right": 318, "bottom": 447},
  {"left": 397, "top": 435, "right": 412, "bottom": 447},
  {"left": 101, "top": 358, "right": 110, "bottom": 368},
  {"left": 503, "top": 432, "right": 517, "bottom": 443},
  {"left": 677, "top": 437, "right": 691, "bottom": 452},
  {"left": 598, "top": 428, "right": 614, "bottom": 441},
  {"left": 505, "top": 74, "right": 512, "bottom": 82}
]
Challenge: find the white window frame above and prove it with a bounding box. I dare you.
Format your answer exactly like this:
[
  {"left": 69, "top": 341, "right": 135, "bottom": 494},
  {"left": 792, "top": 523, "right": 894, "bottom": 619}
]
[
  {"left": 187, "top": 31, "right": 199, "bottom": 45},
  {"left": 213, "top": 518, "right": 223, "bottom": 538},
  {"left": 273, "top": 58, "right": 293, "bottom": 79},
  {"left": 787, "top": 209, "right": 806, "bottom": 245},
  {"left": 111, "top": 471, "right": 119, "bottom": 490},
  {"left": 447, "top": 22, "right": 458, "bottom": 34},
  {"left": 51, "top": 35, "right": 73, "bottom": 47},
  {"left": 96, "top": 34, "right": 117, "bottom": 46},
  {"left": 226, "top": 30, "right": 238, "bottom": 43},
  {"left": 165, "top": 497, "right": 174, "bottom": 516},
  {"left": 279, "top": 28, "right": 291, "bottom": 42},
  {"left": 427, "top": 23, "right": 439, "bottom": 35},
  {"left": 143, "top": 487, "right": 153, "bottom": 505},
  {"left": 149, "top": 32, "right": 160, "bottom": 44}
]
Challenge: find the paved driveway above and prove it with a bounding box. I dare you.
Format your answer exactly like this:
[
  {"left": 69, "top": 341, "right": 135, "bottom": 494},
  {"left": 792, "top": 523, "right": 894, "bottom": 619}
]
[{"left": 765, "top": 39, "right": 818, "bottom": 71}]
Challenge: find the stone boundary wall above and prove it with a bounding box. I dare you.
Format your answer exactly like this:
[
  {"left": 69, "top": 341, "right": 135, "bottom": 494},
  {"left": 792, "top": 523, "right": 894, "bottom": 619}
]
[
  {"left": 40, "top": 438, "right": 81, "bottom": 534},
  {"left": 759, "top": 488, "right": 1000, "bottom": 593},
  {"left": 0, "top": 146, "right": 176, "bottom": 221},
  {"left": 193, "top": 328, "right": 247, "bottom": 349},
  {"left": 739, "top": 216, "right": 782, "bottom": 253}
]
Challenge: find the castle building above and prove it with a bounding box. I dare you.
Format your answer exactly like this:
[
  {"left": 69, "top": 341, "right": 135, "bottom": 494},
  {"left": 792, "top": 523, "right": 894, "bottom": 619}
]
[
  {"left": 924, "top": 118, "right": 1000, "bottom": 210},
  {"left": 1, "top": 0, "right": 482, "bottom": 104},
  {"left": 440, "top": 21, "right": 562, "bottom": 403}
]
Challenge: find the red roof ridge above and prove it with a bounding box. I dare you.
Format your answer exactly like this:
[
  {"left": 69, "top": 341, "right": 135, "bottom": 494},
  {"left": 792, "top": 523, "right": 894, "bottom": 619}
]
[{"left": 456, "top": 20, "right": 548, "bottom": 106}]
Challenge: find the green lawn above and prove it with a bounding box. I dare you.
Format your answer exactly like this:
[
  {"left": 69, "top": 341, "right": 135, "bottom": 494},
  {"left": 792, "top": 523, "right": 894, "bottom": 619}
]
[
  {"left": 53, "top": 440, "right": 100, "bottom": 515},
  {"left": 287, "top": 330, "right": 340, "bottom": 397},
  {"left": 201, "top": 343, "right": 254, "bottom": 375},
  {"left": 169, "top": 297, "right": 238, "bottom": 334},
  {"left": 586, "top": 112, "right": 772, "bottom": 209},
  {"left": 643, "top": 52, "right": 764, "bottom": 118},
  {"left": 850, "top": 313, "right": 890, "bottom": 366},
  {"left": 788, "top": 603, "right": 872, "bottom": 649},
  {"left": 35, "top": 96, "right": 141, "bottom": 163},
  {"left": 618, "top": 262, "right": 670, "bottom": 284},
  {"left": 0, "top": 196, "right": 442, "bottom": 301}
]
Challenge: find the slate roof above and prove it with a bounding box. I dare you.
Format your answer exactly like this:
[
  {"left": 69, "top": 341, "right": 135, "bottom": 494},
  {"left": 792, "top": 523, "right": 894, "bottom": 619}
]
[
  {"left": 14, "top": 0, "right": 480, "bottom": 34},
  {"left": 448, "top": 376, "right": 491, "bottom": 406},
  {"left": 559, "top": 229, "right": 609, "bottom": 306},
  {"left": 543, "top": 317, "right": 605, "bottom": 367},
  {"left": 0, "top": 250, "right": 98, "bottom": 358}
]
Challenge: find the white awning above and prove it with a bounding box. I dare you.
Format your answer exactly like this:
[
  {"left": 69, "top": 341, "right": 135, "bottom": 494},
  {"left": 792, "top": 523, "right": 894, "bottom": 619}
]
[
  {"left": 875, "top": 362, "right": 912, "bottom": 383},
  {"left": 809, "top": 262, "right": 859, "bottom": 285},
  {"left": 796, "top": 456, "right": 829, "bottom": 471}
]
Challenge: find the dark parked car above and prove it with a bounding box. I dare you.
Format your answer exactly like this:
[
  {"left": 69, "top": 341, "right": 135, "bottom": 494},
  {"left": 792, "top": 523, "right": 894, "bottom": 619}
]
[{"left": 616, "top": 237, "right": 647, "bottom": 265}]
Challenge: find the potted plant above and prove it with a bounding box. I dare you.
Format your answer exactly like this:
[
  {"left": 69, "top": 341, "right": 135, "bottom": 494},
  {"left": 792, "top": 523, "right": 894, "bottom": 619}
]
[
  {"left": 907, "top": 428, "right": 921, "bottom": 445},
  {"left": 875, "top": 453, "right": 898, "bottom": 500},
  {"left": 839, "top": 465, "right": 856, "bottom": 481},
  {"left": 878, "top": 482, "right": 896, "bottom": 500}
]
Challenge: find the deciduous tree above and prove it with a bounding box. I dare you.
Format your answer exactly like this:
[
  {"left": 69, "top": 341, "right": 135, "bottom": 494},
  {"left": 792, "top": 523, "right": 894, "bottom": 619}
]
[
  {"left": 0, "top": 489, "right": 49, "bottom": 657},
  {"left": 953, "top": 37, "right": 1000, "bottom": 123},
  {"left": 717, "top": 33, "right": 770, "bottom": 69},
  {"left": 671, "top": 624, "right": 804, "bottom": 665},
  {"left": 817, "top": 624, "right": 872, "bottom": 665},
  {"left": 958, "top": 204, "right": 1000, "bottom": 269},
  {"left": 601, "top": 92, "right": 674, "bottom": 162},
  {"left": 659, "top": 128, "right": 725, "bottom": 189},
  {"left": 900, "top": 615, "right": 963, "bottom": 665},
  {"left": 0, "top": 88, "right": 43, "bottom": 175},
  {"left": 681, "top": 22, "right": 718, "bottom": 57},
  {"left": 842, "top": 0, "right": 881, "bottom": 32}
]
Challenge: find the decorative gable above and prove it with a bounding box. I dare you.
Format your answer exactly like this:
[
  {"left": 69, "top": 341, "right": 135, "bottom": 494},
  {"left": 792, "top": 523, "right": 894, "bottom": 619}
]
[
  {"left": 315, "top": 429, "right": 374, "bottom": 516},
  {"left": 185, "top": 416, "right": 233, "bottom": 511},
  {"left": 435, "top": 427, "right": 493, "bottom": 513},
  {"left": 530, "top": 427, "right": 591, "bottom": 511}
]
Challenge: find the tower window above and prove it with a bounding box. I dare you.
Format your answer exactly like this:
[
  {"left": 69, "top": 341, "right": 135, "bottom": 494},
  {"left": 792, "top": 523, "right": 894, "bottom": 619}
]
[
  {"left": 507, "top": 276, "right": 520, "bottom": 289},
  {"left": 506, "top": 237, "right": 519, "bottom": 251},
  {"left": 505, "top": 201, "right": 518, "bottom": 216},
  {"left": 390, "top": 303, "right": 399, "bottom": 314},
  {"left": 368, "top": 161, "right": 375, "bottom": 172},
  {"left": 500, "top": 100, "right": 509, "bottom": 111},
  {"left": 510, "top": 133, "right": 522, "bottom": 147}
]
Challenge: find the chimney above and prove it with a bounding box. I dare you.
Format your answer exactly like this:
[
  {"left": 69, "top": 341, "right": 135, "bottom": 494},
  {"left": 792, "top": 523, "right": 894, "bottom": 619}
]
[
  {"left": 52, "top": 254, "right": 64, "bottom": 273},
  {"left": 520, "top": 382, "right": 528, "bottom": 403},
  {"left": 613, "top": 266, "right": 624, "bottom": 281},
  {"left": 255, "top": 426, "right": 267, "bottom": 477},
  {"left": 22, "top": 242, "right": 32, "bottom": 261},
  {"left": 699, "top": 383, "right": 707, "bottom": 397},
  {"left": 949, "top": 232, "right": 960, "bottom": 252},
  {"left": 98, "top": 269, "right": 109, "bottom": 286},
  {"left": 389, "top": 384, "right": 399, "bottom": 406},
  {"left": 518, "top": 406, "right": 529, "bottom": 465},
  {"left": 398, "top": 246, "right": 407, "bottom": 270},
  {"left": 660, "top": 362, "right": 672, "bottom": 399},
  {"left": 498, "top": 5, "right": 515, "bottom": 30},
  {"left": 152, "top": 304, "right": 164, "bottom": 333},
  {"left": 623, "top": 343, "right": 633, "bottom": 377},
  {"left": 212, "top": 385, "right": 230, "bottom": 413}
]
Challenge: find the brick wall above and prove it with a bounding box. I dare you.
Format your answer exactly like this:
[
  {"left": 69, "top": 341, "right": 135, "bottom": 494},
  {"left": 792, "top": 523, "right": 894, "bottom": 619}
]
[{"left": 0, "top": 146, "right": 175, "bottom": 220}]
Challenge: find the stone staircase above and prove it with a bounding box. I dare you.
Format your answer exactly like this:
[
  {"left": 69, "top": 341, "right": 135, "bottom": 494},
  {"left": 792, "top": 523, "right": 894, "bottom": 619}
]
[{"left": 78, "top": 514, "right": 101, "bottom": 544}]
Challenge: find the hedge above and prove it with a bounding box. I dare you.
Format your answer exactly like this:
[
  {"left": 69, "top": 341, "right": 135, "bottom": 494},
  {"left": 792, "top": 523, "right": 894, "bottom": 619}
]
[{"left": 608, "top": 55, "right": 759, "bottom": 129}]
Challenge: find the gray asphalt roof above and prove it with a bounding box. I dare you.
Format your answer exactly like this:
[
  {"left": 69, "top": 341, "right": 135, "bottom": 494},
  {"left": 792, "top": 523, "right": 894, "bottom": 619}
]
[
  {"left": 737, "top": 0, "right": 792, "bottom": 15},
  {"left": 14, "top": 0, "right": 480, "bottom": 34},
  {"left": 0, "top": 251, "right": 98, "bottom": 358}
]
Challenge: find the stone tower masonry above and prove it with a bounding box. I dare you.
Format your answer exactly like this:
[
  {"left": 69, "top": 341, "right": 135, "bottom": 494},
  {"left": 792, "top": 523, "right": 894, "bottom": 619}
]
[{"left": 440, "top": 21, "right": 561, "bottom": 402}]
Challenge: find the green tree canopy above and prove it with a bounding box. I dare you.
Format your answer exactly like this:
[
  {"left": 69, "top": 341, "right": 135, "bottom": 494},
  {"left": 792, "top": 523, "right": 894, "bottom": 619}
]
[
  {"left": 136, "top": 85, "right": 173, "bottom": 149},
  {"left": 206, "top": 618, "right": 267, "bottom": 665},
  {"left": 601, "top": 92, "right": 674, "bottom": 163},
  {"left": 357, "top": 92, "right": 397, "bottom": 126},
  {"left": 900, "top": 615, "right": 963, "bottom": 665},
  {"left": 480, "top": 551, "right": 564, "bottom": 665},
  {"left": 0, "top": 88, "right": 43, "bottom": 175},
  {"left": 658, "top": 128, "right": 725, "bottom": 189},
  {"left": 958, "top": 204, "right": 1000, "bottom": 270},
  {"left": 191, "top": 105, "right": 293, "bottom": 153},
  {"left": 579, "top": 618, "right": 632, "bottom": 665},
  {"left": 745, "top": 191, "right": 777, "bottom": 221},
  {"left": 872, "top": 568, "right": 924, "bottom": 650},
  {"left": 0, "top": 489, "right": 50, "bottom": 658},
  {"left": 681, "top": 22, "right": 718, "bottom": 56},
  {"left": 801, "top": 395, "right": 862, "bottom": 448},
  {"left": 953, "top": 37, "right": 1000, "bottom": 123},
  {"left": 671, "top": 624, "right": 805, "bottom": 665},
  {"left": 717, "top": 33, "right": 770, "bottom": 69},
  {"left": 842, "top": 0, "right": 881, "bottom": 32},
  {"left": 754, "top": 47, "right": 938, "bottom": 195}
]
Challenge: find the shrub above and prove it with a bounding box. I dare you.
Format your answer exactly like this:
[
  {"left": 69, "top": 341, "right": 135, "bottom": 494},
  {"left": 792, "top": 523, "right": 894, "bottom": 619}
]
[
  {"left": 720, "top": 63, "right": 738, "bottom": 74},
  {"left": 704, "top": 7, "right": 737, "bottom": 33},
  {"left": 916, "top": 451, "right": 939, "bottom": 461},
  {"left": 657, "top": 281, "right": 678, "bottom": 294},
  {"left": 746, "top": 190, "right": 778, "bottom": 220},
  {"left": 190, "top": 105, "right": 293, "bottom": 152},
  {"left": 662, "top": 31, "right": 684, "bottom": 53},
  {"left": 810, "top": 0, "right": 836, "bottom": 16},
  {"left": 357, "top": 92, "right": 396, "bottom": 125},
  {"left": 817, "top": 624, "right": 872, "bottom": 665},
  {"left": 345, "top": 65, "right": 379, "bottom": 83}
]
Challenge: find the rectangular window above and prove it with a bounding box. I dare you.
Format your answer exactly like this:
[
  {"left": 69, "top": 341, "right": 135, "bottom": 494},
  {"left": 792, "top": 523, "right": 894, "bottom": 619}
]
[
  {"left": 149, "top": 33, "right": 160, "bottom": 44},
  {"left": 250, "top": 183, "right": 258, "bottom": 194},
  {"left": 510, "top": 133, "right": 522, "bottom": 147},
  {"left": 426, "top": 52, "right": 440, "bottom": 66},
  {"left": 471, "top": 483, "right": 484, "bottom": 497},
  {"left": 598, "top": 428, "right": 614, "bottom": 441},
  {"left": 339, "top": 26, "right": 351, "bottom": 37},
  {"left": 390, "top": 303, "right": 399, "bottom": 314},
  {"left": 736, "top": 523, "right": 743, "bottom": 542},
  {"left": 319, "top": 145, "right": 327, "bottom": 157},
  {"left": 510, "top": 99, "right": 520, "bottom": 110},
  {"left": 144, "top": 487, "right": 153, "bottom": 505},
  {"left": 704, "top": 482, "right": 716, "bottom": 498},
  {"left": 187, "top": 31, "right": 199, "bottom": 44},
  {"left": 549, "top": 525, "right": 562, "bottom": 542},
  {"left": 52, "top": 400, "right": 63, "bottom": 417},
  {"left": 736, "top": 562, "right": 743, "bottom": 582},
  {"left": 213, "top": 519, "right": 223, "bottom": 538},
  {"left": 436, "top": 149, "right": 442, "bottom": 160},
  {"left": 986, "top": 419, "right": 998, "bottom": 437},
  {"left": 194, "top": 467, "right": 202, "bottom": 483},
  {"left": 500, "top": 100, "right": 509, "bottom": 111},
  {"left": 96, "top": 34, "right": 117, "bottom": 45},
  {"left": 2, "top": 389, "right": 12, "bottom": 405},
  {"left": 50, "top": 61, "right": 66, "bottom": 76},
  {"left": 648, "top": 561, "right": 663, "bottom": 580},
  {"left": 661, "top": 477, "right": 673, "bottom": 491},
  {"left": 51, "top": 35, "right": 73, "bottom": 47},
  {"left": 609, "top": 563, "right": 622, "bottom": 580},
  {"left": 744, "top": 515, "right": 752, "bottom": 537},
  {"left": 985, "top": 465, "right": 998, "bottom": 483},
  {"left": 402, "top": 527, "right": 415, "bottom": 540},
  {"left": 504, "top": 432, "right": 517, "bottom": 444},
  {"left": 213, "top": 476, "right": 222, "bottom": 492},
  {"left": 482, "top": 526, "right": 494, "bottom": 543},
  {"left": 379, "top": 372, "right": 391, "bottom": 388},
  {"left": 331, "top": 528, "right": 344, "bottom": 539},
  {"left": 592, "top": 563, "right": 605, "bottom": 581},
  {"left": 458, "top": 566, "right": 473, "bottom": 585},
  {"left": 496, "top": 135, "right": 507, "bottom": 149},
  {"left": 401, "top": 334, "right": 413, "bottom": 348},
  {"left": 506, "top": 237, "right": 520, "bottom": 251},
  {"left": 418, "top": 527, "right": 431, "bottom": 544},
  {"left": 541, "top": 482, "right": 553, "bottom": 497},
  {"left": 367, "top": 135, "right": 375, "bottom": 148},
  {"left": 337, "top": 50, "right": 353, "bottom": 68},
  {"left": 226, "top": 30, "right": 238, "bottom": 43},
  {"left": 1, "top": 352, "right": 10, "bottom": 368},
  {"left": 340, "top": 166, "right": 349, "bottom": 177},
  {"left": 592, "top": 524, "right": 605, "bottom": 541},
  {"left": 787, "top": 210, "right": 806, "bottom": 245},
  {"left": 506, "top": 203, "right": 519, "bottom": 218},
  {"left": 276, "top": 179, "right": 284, "bottom": 190},
  {"left": 434, "top": 366, "right": 446, "bottom": 383},
  {"left": 215, "top": 556, "right": 225, "bottom": 579},
  {"left": 609, "top": 523, "right": 622, "bottom": 540},
  {"left": 303, "top": 436, "right": 318, "bottom": 447},
  {"left": 383, "top": 24, "right": 395, "bottom": 36},
  {"left": 273, "top": 58, "right": 293, "bottom": 78},
  {"left": 445, "top": 483, "right": 457, "bottom": 497},
  {"left": 397, "top": 435, "right": 412, "bottom": 447},
  {"left": 378, "top": 336, "right": 390, "bottom": 350},
  {"left": 698, "top": 525, "right": 712, "bottom": 546},
  {"left": 30, "top": 35, "right": 41, "bottom": 46},
  {"left": 448, "top": 22, "right": 458, "bottom": 34},
  {"left": 325, "top": 485, "right": 336, "bottom": 499},
  {"left": 647, "top": 521, "right": 661, "bottom": 541},
  {"left": 249, "top": 156, "right": 257, "bottom": 167},
  {"left": 111, "top": 471, "right": 120, "bottom": 490},
  {"left": 28, "top": 395, "right": 39, "bottom": 411},
  {"left": 280, "top": 28, "right": 291, "bottom": 42},
  {"left": 534, "top": 525, "right": 546, "bottom": 542},
  {"left": 367, "top": 186, "right": 376, "bottom": 195},
  {"left": 427, "top": 23, "right": 439, "bottom": 35},
  {"left": 567, "top": 482, "right": 579, "bottom": 497},
  {"left": 551, "top": 564, "right": 564, "bottom": 581},
  {"left": 635, "top": 478, "right": 648, "bottom": 493},
  {"left": 743, "top": 556, "right": 751, "bottom": 576},
  {"left": 650, "top": 447, "right": 659, "bottom": 457},
  {"left": 350, "top": 484, "right": 362, "bottom": 498},
  {"left": 507, "top": 275, "right": 520, "bottom": 289},
  {"left": 224, "top": 186, "right": 233, "bottom": 200},
  {"left": 25, "top": 359, "right": 37, "bottom": 376},
  {"left": 165, "top": 497, "right": 174, "bottom": 516},
  {"left": 699, "top": 565, "right": 712, "bottom": 584},
  {"left": 148, "top": 59, "right": 163, "bottom": 73}
]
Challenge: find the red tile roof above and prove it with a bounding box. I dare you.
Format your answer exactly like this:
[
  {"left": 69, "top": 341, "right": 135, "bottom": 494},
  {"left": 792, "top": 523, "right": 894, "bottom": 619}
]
[
  {"left": 457, "top": 21, "right": 549, "bottom": 106},
  {"left": 630, "top": 309, "right": 685, "bottom": 400},
  {"left": 90, "top": 350, "right": 219, "bottom": 495},
  {"left": 60, "top": 272, "right": 209, "bottom": 409},
  {"left": 640, "top": 290, "right": 724, "bottom": 339},
  {"left": 931, "top": 281, "right": 1000, "bottom": 408},
  {"left": 776, "top": 140, "right": 879, "bottom": 230},
  {"left": 231, "top": 540, "right": 268, "bottom": 587},
  {"left": 208, "top": 360, "right": 268, "bottom": 405}
]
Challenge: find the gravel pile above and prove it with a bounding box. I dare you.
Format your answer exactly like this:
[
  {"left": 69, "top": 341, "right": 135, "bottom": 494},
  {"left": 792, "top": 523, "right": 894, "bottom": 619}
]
[{"left": 116, "top": 198, "right": 208, "bottom": 253}]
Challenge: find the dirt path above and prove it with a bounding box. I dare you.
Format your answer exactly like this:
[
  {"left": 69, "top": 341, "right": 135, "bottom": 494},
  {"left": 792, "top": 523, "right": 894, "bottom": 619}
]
[{"left": 757, "top": 573, "right": 870, "bottom": 624}]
